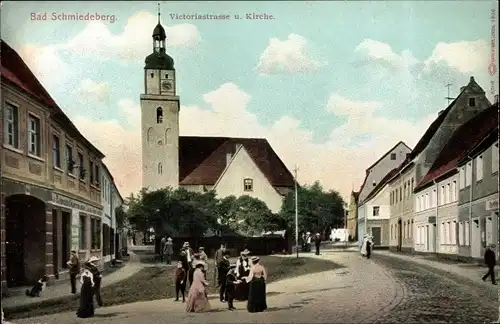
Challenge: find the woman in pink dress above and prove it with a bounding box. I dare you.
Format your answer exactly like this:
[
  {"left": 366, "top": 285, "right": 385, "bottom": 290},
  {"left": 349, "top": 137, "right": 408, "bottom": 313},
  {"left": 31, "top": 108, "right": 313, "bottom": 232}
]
[{"left": 185, "top": 260, "right": 211, "bottom": 313}]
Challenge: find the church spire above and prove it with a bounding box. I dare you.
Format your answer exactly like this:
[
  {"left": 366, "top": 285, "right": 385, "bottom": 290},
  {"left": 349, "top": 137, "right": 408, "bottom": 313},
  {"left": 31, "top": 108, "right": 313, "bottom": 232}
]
[{"left": 157, "top": 2, "right": 161, "bottom": 24}]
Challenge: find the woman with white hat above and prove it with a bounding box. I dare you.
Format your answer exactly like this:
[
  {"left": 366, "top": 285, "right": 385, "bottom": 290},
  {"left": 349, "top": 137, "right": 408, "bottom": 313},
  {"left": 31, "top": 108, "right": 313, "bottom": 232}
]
[
  {"left": 84, "top": 256, "right": 103, "bottom": 307},
  {"left": 185, "top": 260, "right": 211, "bottom": 313},
  {"left": 235, "top": 249, "right": 251, "bottom": 301},
  {"left": 245, "top": 256, "right": 267, "bottom": 313}
]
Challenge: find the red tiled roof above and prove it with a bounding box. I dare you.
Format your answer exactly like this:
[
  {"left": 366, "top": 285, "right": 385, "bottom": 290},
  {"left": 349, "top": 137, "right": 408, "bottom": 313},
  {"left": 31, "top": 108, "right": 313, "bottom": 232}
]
[
  {"left": 1, "top": 40, "right": 105, "bottom": 158},
  {"left": 179, "top": 136, "right": 295, "bottom": 188},
  {"left": 414, "top": 103, "right": 499, "bottom": 191},
  {"left": 363, "top": 168, "right": 399, "bottom": 202}
]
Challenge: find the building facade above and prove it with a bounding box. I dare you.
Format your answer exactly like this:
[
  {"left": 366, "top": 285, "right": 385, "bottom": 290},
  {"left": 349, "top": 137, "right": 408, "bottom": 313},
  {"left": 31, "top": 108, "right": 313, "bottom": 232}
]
[
  {"left": 1, "top": 40, "right": 109, "bottom": 293},
  {"left": 458, "top": 128, "right": 499, "bottom": 261},
  {"left": 388, "top": 76, "right": 491, "bottom": 253}
]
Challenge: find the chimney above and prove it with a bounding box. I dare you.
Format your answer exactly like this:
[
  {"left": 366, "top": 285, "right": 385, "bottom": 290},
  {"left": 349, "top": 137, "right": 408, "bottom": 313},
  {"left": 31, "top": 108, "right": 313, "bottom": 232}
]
[{"left": 469, "top": 76, "right": 475, "bottom": 83}]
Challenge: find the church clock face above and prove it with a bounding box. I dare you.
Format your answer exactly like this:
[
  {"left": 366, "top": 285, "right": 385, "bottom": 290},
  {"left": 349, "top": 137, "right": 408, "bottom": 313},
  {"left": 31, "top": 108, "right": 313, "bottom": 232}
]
[{"left": 162, "top": 80, "right": 172, "bottom": 90}]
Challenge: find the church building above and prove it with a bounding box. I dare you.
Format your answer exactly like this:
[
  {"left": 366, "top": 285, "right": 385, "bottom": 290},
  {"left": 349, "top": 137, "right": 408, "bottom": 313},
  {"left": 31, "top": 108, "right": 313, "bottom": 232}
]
[{"left": 140, "top": 12, "right": 295, "bottom": 213}]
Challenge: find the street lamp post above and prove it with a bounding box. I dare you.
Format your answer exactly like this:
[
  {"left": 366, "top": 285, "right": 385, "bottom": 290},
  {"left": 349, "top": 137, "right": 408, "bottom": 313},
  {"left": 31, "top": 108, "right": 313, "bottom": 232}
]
[{"left": 294, "top": 165, "right": 299, "bottom": 258}]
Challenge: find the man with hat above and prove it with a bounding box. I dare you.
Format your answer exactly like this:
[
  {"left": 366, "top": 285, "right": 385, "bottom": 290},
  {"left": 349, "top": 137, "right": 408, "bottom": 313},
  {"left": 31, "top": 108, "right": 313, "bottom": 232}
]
[
  {"left": 217, "top": 250, "right": 231, "bottom": 302},
  {"left": 67, "top": 250, "right": 80, "bottom": 294},
  {"left": 482, "top": 244, "right": 497, "bottom": 285},
  {"left": 84, "top": 256, "right": 103, "bottom": 307},
  {"left": 234, "top": 249, "right": 251, "bottom": 301},
  {"left": 314, "top": 233, "right": 322, "bottom": 255}
]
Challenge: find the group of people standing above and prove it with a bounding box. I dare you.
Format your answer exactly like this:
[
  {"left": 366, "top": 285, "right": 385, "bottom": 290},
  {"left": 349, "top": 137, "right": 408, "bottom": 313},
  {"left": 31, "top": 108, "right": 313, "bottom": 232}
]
[
  {"left": 302, "top": 232, "right": 323, "bottom": 255},
  {"left": 65, "top": 251, "right": 104, "bottom": 319},
  {"left": 172, "top": 241, "right": 268, "bottom": 313},
  {"left": 360, "top": 234, "right": 374, "bottom": 259}
]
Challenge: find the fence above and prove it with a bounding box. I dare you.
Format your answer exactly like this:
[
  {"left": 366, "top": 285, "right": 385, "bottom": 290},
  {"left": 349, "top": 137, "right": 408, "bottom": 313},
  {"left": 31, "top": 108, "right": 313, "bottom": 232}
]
[{"left": 155, "top": 235, "right": 291, "bottom": 258}]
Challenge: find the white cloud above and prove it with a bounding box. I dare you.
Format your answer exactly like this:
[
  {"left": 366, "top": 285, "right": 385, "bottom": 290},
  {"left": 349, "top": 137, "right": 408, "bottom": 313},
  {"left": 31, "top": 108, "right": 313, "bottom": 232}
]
[
  {"left": 71, "top": 83, "right": 436, "bottom": 200},
  {"left": 255, "top": 34, "right": 324, "bottom": 75},
  {"left": 18, "top": 44, "right": 70, "bottom": 88},
  {"left": 77, "top": 79, "right": 110, "bottom": 102},
  {"left": 353, "top": 38, "right": 490, "bottom": 86},
  {"left": 65, "top": 12, "right": 200, "bottom": 61}
]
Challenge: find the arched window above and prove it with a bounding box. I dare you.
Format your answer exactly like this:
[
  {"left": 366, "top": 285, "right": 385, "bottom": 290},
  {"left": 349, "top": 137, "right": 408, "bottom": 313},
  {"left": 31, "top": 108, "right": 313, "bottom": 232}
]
[
  {"left": 146, "top": 127, "right": 154, "bottom": 145},
  {"left": 158, "top": 163, "right": 162, "bottom": 174},
  {"left": 165, "top": 128, "right": 172, "bottom": 145},
  {"left": 156, "top": 107, "right": 163, "bottom": 124}
]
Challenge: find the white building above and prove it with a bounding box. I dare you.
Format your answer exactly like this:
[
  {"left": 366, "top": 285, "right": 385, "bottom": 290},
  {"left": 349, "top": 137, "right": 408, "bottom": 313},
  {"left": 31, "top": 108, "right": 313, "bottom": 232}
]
[
  {"left": 140, "top": 13, "right": 294, "bottom": 213},
  {"left": 358, "top": 169, "right": 393, "bottom": 246}
]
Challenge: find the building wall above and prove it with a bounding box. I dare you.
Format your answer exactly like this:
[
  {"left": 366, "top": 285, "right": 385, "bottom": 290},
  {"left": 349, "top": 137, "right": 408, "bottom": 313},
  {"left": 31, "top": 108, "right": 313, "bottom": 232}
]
[
  {"left": 140, "top": 90, "right": 180, "bottom": 191},
  {"left": 358, "top": 142, "right": 411, "bottom": 203},
  {"left": 360, "top": 185, "right": 390, "bottom": 246},
  {"left": 458, "top": 141, "right": 499, "bottom": 260},
  {"left": 1, "top": 82, "right": 105, "bottom": 292},
  {"left": 213, "top": 146, "right": 285, "bottom": 214},
  {"left": 388, "top": 166, "right": 415, "bottom": 251}
]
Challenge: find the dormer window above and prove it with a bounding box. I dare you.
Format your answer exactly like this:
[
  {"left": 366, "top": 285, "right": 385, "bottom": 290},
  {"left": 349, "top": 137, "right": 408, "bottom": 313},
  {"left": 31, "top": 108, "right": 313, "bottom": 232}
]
[
  {"left": 390, "top": 153, "right": 396, "bottom": 160},
  {"left": 156, "top": 107, "right": 163, "bottom": 123},
  {"left": 469, "top": 98, "right": 476, "bottom": 107}
]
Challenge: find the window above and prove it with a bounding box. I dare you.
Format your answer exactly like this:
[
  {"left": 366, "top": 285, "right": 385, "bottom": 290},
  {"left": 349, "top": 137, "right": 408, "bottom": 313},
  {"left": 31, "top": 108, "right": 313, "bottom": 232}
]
[
  {"left": 66, "top": 144, "right": 74, "bottom": 173},
  {"left": 451, "top": 181, "right": 457, "bottom": 202},
  {"left": 79, "top": 215, "right": 86, "bottom": 249},
  {"left": 156, "top": 107, "right": 163, "bottom": 123},
  {"left": 465, "top": 161, "right": 472, "bottom": 186},
  {"left": 52, "top": 134, "right": 61, "bottom": 168},
  {"left": 110, "top": 228, "right": 115, "bottom": 256},
  {"left": 432, "top": 189, "right": 437, "bottom": 207},
  {"left": 78, "top": 152, "right": 85, "bottom": 180},
  {"left": 407, "top": 180, "right": 411, "bottom": 198},
  {"left": 95, "top": 164, "right": 100, "bottom": 186},
  {"left": 464, "top": 221, "right": 470, "bottom": 245},
  {"left": 459, "top": 166, "right": 465, "bottom": 189},
  {"left": 416, "top": 196, "right": 421, "bottom": 212},
  {"left": 440, "top": 186, "right": 445, "bottom": 205},
  {"left": 493, "top": 142, "right": 499, "bottom": 173},
  {"left": 425, "top": 193, "right": 429, "bottom": 209},
  {"left": 390, "top": 224, "right": 393, "bottom": 239},
  {"left": 410, "top": 219, "right": 414, "bottom": 238},
  {"left": 158, "top": 162, "right": 163, "bottom": 174},
  {"left": 403, "top": 222, "right": 406, "bottom": 239},
  {"left": 476, "top": 155, "right": 483, "bottom": 181},
  {"left": 469, "top": 97, "right": 476, "bottom": 107},
  {"left": 448, "top": 222, "right": 453, "bottom": 244},
  {"left": 452, "top": 221, "right": 457, "bottom": 245},
  {"left": 150, "top": 72, "right": 154, "bottom": 78},
  {"left": 91, "top": 218, "right": 101, "bottom": 250},
  {"left": 4, "top": 103, "right": 19, "bottom": 148},
  {"left": 403, "top": 183, "right": 407, "bottom": 199},
  {"left": 89, "top": 160, "right": 95, "bottom": 183},
  {"left": 445, "top": 183, "right": 450, "bottom": 204},
  {"left": 390, "top": 192, "right": 393, "bottom": 205},
  {"left": 440, "top": 222, "right": 445, "bottom": 245},
  {"left": 399, "top": 187, "right": 402, "bottom": 200},
  {"left": 390, "top": 153, "right": 396, "bottom": 160},
  {"left": 243, "top": 178, "right": 253, "bottom": 191},
  {"left": 458, "top": 222, "right": 464, "bottom": 245},
  {"left": 28, "top": 114, "right": 41, "bottom": 156},
  {"left": 411, "top": 178, "right": 414, "bottom": 190},
  {"left": 372, "top": 206, "right": 380, "bottom": 216}
]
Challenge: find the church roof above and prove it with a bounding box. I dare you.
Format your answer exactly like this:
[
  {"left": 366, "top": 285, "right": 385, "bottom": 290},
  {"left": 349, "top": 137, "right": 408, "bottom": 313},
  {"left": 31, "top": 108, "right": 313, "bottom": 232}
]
[
  {"left": 145, "top": 50, "right": 175, "bottom": 70},
  {"left": 179, "top": 136, "right": 295, "bottom": 188},
  {"left": 0, "top": 40, "right": 105, "bottom": 158},
  {"left": 152, "top": 22, "right": 166, "bottom": 40}
]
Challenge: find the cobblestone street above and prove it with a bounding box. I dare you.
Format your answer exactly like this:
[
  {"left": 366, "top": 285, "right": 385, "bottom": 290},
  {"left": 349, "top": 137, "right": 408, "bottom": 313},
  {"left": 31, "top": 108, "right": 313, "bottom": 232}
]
[{"left": 10, "top": 251, "right": 499, "bottom": 324}]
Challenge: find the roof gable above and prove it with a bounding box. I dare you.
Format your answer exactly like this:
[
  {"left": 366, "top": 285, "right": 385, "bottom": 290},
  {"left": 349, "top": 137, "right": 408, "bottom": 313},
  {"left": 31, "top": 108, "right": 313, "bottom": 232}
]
[
  {"left": 363, "top": 168, "right": 398, "bottom": 203},
  {"left": 179, "top": 136, "right": 295, "bottom": 187},
  {"left": 415, "top": 103, "right": 499, "bottom": 191}
]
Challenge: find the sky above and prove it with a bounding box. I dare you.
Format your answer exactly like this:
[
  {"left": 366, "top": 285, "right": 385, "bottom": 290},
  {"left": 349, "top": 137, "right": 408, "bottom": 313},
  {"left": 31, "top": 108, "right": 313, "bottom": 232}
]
[{"left": 1, "top": 1, "right": 498, "bottom": 200}]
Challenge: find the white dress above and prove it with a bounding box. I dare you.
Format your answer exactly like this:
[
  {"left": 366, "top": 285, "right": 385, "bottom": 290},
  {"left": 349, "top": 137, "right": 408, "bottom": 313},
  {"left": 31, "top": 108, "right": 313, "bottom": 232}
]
[{"left": 360, "top": 237, "right": 368, "bottom": 256}]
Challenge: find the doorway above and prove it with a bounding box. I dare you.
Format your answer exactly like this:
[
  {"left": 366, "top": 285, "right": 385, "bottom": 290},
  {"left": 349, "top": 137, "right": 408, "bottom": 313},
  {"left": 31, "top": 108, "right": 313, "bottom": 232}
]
[
  {"left": 397, "top": 219, "right": 402, "bottom": 251},
  {"left": 52, "top": 209, "right": 59, "bottom": 278},
  {"left": 471, "top": 218, "right": 481, "bottom": 258},
  {"left": 371, "top": 227, "right": 381, "bottom": 246},
  {"left": 61, "top": 211, "right": 71, "bottom": 268},
  {"left": 5, "top": 194, "right": 46, "bottom": 287}
]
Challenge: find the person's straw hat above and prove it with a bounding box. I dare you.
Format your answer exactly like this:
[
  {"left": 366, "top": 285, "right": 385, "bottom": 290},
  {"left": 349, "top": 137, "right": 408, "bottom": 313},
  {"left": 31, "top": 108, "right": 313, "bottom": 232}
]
[
  {"left": 251, "top": 256, "right": 260, "bottom": 263},
  {"left": 88, "top": 256, "right": 99, "bottom": 263},
  {"left": 167, "top": 237, "right": 172, "bottom": 241},
  {"left": 241, "top": 249, "right": 250, "bottom": 255},
  {"left": 183, "top": 242, "right": 190, "bottom": 247}
]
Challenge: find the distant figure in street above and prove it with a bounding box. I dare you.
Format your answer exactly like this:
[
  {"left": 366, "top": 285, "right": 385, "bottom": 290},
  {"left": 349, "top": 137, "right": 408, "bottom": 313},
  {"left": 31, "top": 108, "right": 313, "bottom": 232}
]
[
  {"left": 174, "top": 261, "right": 187, "bottom": 302},
  {"left": 160, "top": 237, "right": 167, "bottom": 262},
  {"left": 214, "top": 243, "right": 226, "bottom": 283},
  {"left": 306, "top": 232, "right": 312, "bottom": 252},
  {"left": 76, "top": 268, "right": 95, "bottom": 318},
  {"left": 85, "top": 256, "right": 103, "bottom": 307},
  {"left": 366, "top": 236, "right": 373, "bottom": 259},
  {"left": 482, "top": 244, "right": 497, "bottom": 285},
  {"left": 67, "top": 250, "right": 80, "bottom": 294},
  {"left": 301, "top": 233, "right": 307, "bottom": 251},
  {"left": 314, "top": 233, "right": 322, "bottom": 255},
  {"left": 163, "top": 237, "right": 173, "bottom": 264},
  {"left": 360, "top": 234, "right": 369, "bottom": 257}
]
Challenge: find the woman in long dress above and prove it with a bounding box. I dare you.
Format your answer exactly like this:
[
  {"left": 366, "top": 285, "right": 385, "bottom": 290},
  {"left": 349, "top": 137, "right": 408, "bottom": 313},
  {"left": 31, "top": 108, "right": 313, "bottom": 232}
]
[
  {"left": 76, "top": 269, "right": 95, "bottom": 318},
  {"left": 246, "top": 256, "right": 267, "bottom": 313},
  {"left": 185, "top": 260, "right": 211, "bottom": 313},
  {"left": 360, "top": 234, "right": 368, "bottom": 257}
]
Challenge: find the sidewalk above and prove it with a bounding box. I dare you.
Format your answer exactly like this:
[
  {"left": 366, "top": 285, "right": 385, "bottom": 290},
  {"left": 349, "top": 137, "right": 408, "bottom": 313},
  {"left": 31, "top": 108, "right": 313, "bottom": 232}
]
[
  {"left": 2, "top": 252, "right": 144, "bottom": 310},
  {"left": 375, "top": 250, "right": 490, "bottom": 282}
]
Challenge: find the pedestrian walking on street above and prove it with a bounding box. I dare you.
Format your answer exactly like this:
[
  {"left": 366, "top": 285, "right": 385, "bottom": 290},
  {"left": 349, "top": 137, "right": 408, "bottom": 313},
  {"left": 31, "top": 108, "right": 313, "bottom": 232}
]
[
  {"left": 482, "top": 244, "right": 497, "bottom": 285},
  {"left": 217, "top": 251, "right": 231, "bottom": 302},
  {"left": 76, "top": 268, "right": 95, "bottom": 318},
  {"left": 314, "top": 233, "right": 322, "bottom": 255},
  {"left": 366, "top": 236, "right": 373, "bottom": 259},
  {"left": 360, "top": 234, "right": 369, "bottom": 257},
  {"left": 163, "top": 237, "right": 173, "bottom": 264},
  {"left": 67, "top": 250, "right": 80, "bottom": 294},
  {"left": 160, "top": 237, "right": 167, "bottom": 263},
  {"left": 85, "top": 256, "right": 103, "bottom": 307}
]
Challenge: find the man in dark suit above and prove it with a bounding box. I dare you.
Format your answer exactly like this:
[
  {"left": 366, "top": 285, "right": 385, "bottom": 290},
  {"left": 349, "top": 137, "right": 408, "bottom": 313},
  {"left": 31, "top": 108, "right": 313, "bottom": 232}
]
[
  {"left": 217, "top": 250, "right": 231, "bottom": 302},
  {"left": 482, "top": 244, "right": 497, "bottom": 285}
]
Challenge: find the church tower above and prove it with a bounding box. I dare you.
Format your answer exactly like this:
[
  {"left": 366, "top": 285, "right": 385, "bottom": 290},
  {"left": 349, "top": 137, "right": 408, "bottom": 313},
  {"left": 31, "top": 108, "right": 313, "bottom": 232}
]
[{"left": 141, "top": 6, "right": 180, "bottom": 191}]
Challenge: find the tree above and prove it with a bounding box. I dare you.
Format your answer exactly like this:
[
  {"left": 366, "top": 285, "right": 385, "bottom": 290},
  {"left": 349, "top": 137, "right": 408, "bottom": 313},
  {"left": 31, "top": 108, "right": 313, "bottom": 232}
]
[{"left": 280, "top": 181, "right": 345, "bottom": 235}]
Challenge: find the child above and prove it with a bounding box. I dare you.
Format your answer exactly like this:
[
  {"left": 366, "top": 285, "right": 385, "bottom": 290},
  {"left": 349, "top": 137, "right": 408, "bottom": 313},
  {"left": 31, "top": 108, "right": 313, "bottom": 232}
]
[
  {"left": 225, "top": 264, "right": 240, "bottom": 310},
  {"left": 174, "top": 261, "right": 187, "bottom": 302}
]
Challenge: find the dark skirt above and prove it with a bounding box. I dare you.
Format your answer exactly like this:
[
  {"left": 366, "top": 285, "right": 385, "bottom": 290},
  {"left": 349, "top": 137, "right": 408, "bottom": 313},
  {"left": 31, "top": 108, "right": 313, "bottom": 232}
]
[
  {"left": 77, "top": 280, "right": 95, "bottom": 318},
  {"left": 247, "top": 277, "right": 267, "bottom": 313},
  {"left": 234, "top": 280, "right": 249, "bottom": 301}
]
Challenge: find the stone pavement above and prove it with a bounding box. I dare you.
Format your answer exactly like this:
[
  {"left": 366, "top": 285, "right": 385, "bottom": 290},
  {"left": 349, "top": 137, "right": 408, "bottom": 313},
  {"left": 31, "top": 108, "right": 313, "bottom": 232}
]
[
  {"left": 11, "top": 252, "right": 404, "bottom": 324},
  {"left": 2, "top": 252, "right": 144, "bottom": 309}
]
